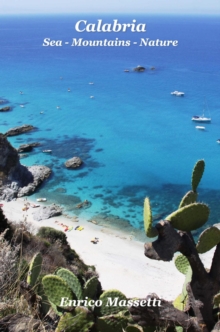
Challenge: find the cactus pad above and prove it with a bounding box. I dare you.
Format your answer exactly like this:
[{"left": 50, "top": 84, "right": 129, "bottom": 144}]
[
  {"left": 213, "top": 294, "right": 220, "bottom": 306},
  {"left": 191, "top": 160, "right": 205, "bottom": 192},
  {"left": 56, "top": 268, "right": 82, "bottom": 300},
  {"left": 55, "top": 308, "right": 94, "bottom": 332},
  {"left": 126, "top": 325, "right": 144, "bottom": 332},
  {"left": 143, "top": 197, "right": 157, "bottom": 238},
  {"left": 166, "top": 203, "right": 209, "bottom": 231},
  {"left": 173, "top": 294, "right": 185, "bottom": 311},
  {"left": 50, "top": 302, "right": 64, "bottom": 316},
  {"left": 42, "top": 275, "right": 75, "bottom": 307},
  {"left": 83, "top": 276, "right": 98, "bottom": 299},
  {"left": 196, "top": 226, "right": 220, "bottom": 254},
  {"left": 181, "top": 268, "right": 192, "bottom": 302},
  {"left": 174, "top": 254, "right": 190, "bottom": 275},
  {"left": 27, "top": 252, "right": 42, "bottom": 287},
  {"left": 97, "top": 289, "right": 127, "bottom": 316},
  {"left": 97, "top": 313, "right": 128, "bottom": 332},
  {"left": 37, "top": 282, "right": 50, "bottom": 315},
  {"left": 179, "top": 191, "right": 198, "bottom": 209}
]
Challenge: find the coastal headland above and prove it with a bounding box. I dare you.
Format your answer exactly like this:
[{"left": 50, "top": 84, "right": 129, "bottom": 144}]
[{"left": 0, "top": 132, "right": 215, "bottom": 301}]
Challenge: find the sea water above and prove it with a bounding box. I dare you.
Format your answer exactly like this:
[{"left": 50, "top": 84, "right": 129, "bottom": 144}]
[{"left": 0, "top": 15, "right": 220, "bottom": 234}]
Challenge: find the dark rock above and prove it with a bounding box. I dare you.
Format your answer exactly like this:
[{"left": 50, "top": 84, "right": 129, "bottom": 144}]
[
  {"left": 0, "top": 134, "right": 51, "bottom": 201},
  {"left": 17, "top": 142, "right": 41, "bottom": 152},
  {"left": 65, "top": 156, "right": 83, "bottom": 169},
  {"left": 0, "top": 313, "right": 46, "bottom": 332},
  {"left": 5, "top": 124, "right": 34, "bottom": 137},
  {"left": 32, "top": 204, "right": 62, "bottom": 221},
  {"left": 0, "top": 106, "right": 11, "bottom": 112},
  {"left": 75, "top": 199, "right": 91, "bottom": 209},
  {"left": 134, "top": 65, "right": 146, "bottom": 72},
  {"left": 150, "top": 66, "right": 156, "bottom": 70}
]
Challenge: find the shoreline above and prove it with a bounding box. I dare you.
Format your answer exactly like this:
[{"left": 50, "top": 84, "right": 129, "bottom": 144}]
[
  {"left": 1, "top": 197, "right": 185, "bottom": 300},
  {"left": 1, "top": 197, "right": 214, "bottom": 301}
]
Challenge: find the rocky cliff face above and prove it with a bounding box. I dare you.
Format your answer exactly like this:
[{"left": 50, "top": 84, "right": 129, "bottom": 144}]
[
  {"left": 0, "top": 134, "right": 51, "bottom": 201},
  {"left": 0, "top": 134, "right": 20, "bottom": 183}
]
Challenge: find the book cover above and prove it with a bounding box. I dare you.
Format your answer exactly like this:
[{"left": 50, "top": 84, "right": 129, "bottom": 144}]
[{"left": 0, "top": 1, "right": 220, "bottom": 331}]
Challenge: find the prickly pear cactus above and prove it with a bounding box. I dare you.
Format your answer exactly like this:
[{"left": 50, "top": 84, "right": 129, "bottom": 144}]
[
  {"left": 37, "top": 282, "right": 50, "bottom": 315},
  {"left": 173, "top": 265, "right": 192, "bottom": 311},
  {"left": 50, "top": 302, "right": 64, "bottom": 316},
  {"left": 166, "top": 203, "right": 209, "bottom": 231},
  {"left": 97, "top": 312, "right": 128, "bottom": 332},
  {"left": 174, "top": 254, "right": 190, "bottom": 275},
  {"left": 173, "top": 293, "right": 186, "bottom": 311},
  {"left": 27, "top": 252, "right": 42, "bottom": 287},
  {"left": 97, "top": 289, "right": 127, "bottom": 316},
  {"left": 143, "top": 198, "right": 157, "bottom": 238},
  {"left": 179, "top": 190, "right": 198, "bottom": 209},
  {"left": 83, "top": 276, "right": 98, "bottom": 299},
  {"left": 213, "top": 293, "right": 220, "bottom": 306},
  {"left": 56, "top": 268, "right": 82, "bottom": 300},
  {"left": 55, "top": 307, "right": 94, "bottom": 332},
  {"left": 196, "top": 226, "right": 220, "bottom": 254},
  {"left": 191, "top": 159, "right": 205, "bottom": 192},
  {"left": 42, "top": 275, "right": 76, "bottom": 307}
]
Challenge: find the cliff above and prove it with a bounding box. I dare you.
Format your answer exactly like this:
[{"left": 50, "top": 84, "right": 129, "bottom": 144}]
[{"left": 0, "top": 134, "right": 51, "bottom": 201}]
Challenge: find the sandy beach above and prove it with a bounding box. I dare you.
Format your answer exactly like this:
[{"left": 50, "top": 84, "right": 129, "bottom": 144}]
[{"left": 1, "top": 198, "right": 213, "bottom": 301}]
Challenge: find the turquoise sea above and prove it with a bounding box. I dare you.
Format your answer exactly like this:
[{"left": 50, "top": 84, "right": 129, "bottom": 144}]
[{"left": 0, "top": 15, "right": 220, "bottom": 236}]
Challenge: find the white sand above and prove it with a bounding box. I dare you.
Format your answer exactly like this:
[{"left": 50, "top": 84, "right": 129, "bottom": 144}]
[{"left": 1, "top": 198, "right": 213, "bottom": 301}]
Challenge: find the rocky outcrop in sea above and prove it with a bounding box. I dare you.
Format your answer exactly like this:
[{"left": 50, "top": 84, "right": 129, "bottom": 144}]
[
  {"left": 65, "top": 156, "right": 83, "bottom": 169},
  {"left": 17, "top": 142, "right": 41, "bottom": 152},
  {"left": 0, "top": 106, "right": 11, "bottom": 112},
  {"left": 134, "top": 65, "right": 146, "bottom": 72},
  {"left": 0, "top": 134, "right": 51, "bottom": 201},
  {"left": 5, "top": 124, "right": 34, "bottom": 136}
]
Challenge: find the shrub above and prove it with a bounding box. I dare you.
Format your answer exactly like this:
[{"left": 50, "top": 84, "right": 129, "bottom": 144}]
[
  {"left": 37, "top": 227, "right": 68, "bottom": 245},
  {"left": 0, "top": 207, "right": 12, "bottom": 240}
]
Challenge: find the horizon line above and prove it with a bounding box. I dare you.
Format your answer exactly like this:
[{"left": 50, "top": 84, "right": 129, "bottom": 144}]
[{"left": 0, "top": 12, "right": 220, "bottom": 16}]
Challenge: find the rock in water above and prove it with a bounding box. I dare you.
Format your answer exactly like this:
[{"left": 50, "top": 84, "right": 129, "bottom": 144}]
[
  {"left": 134, "top": 65, "right": 146, "bottom": 72},
  {"left": 17, "top": 142, "right": 41, "bottom": 152},
  {"left": 0, "top": 134, "right": 51, "bottom": 201},
  {"left": 32, "top": 204, "right": 62, "bottom": 221},
  {"left": 5, "top": 124, "right": 34, "bottom": 136},
  {"left": 65, "top": 156, "right": 83, "bottom": 169},
  {"left": 0, "top": 106, "right": 11, "bottom": 112}
]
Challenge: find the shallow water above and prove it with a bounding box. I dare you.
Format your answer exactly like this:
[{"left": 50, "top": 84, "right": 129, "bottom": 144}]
[{"left": 1, "top": 15, "right": 220, "bottom": 233}]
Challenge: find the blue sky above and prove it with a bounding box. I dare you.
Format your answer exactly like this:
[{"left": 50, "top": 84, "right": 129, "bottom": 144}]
[{"left": 0, "top": 0, "right": 220, "bottom": 15}]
